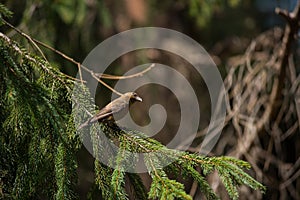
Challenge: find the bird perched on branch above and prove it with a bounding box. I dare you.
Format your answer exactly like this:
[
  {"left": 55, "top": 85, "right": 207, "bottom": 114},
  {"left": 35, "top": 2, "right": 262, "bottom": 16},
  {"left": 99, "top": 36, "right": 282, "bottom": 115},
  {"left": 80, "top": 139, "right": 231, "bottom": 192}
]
[{"left": 78, "top": 92, "right": 142, "bottom": 129}]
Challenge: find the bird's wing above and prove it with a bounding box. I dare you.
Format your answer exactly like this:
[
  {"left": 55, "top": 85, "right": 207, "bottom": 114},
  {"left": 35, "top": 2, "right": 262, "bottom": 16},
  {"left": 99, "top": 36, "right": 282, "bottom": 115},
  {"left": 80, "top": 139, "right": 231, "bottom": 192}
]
[
  {"left": 78, "top": 94, "right": 134, "bottom": 129},
  {"left": 89, "top": 103, "right": 114, "bottom": 123},
  {"left": 89, "top": 97, "right": 128, "bottom": 123},
  {"left": 78, "top": 107, "right": 113, "bottom": 130}
]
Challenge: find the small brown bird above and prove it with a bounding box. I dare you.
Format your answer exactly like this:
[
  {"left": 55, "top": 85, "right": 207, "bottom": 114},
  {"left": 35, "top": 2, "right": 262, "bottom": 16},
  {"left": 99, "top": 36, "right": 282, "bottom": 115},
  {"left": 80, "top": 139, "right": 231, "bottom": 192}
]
[{"left": 78, "top": 92, "right": 142, "bottom": 129}]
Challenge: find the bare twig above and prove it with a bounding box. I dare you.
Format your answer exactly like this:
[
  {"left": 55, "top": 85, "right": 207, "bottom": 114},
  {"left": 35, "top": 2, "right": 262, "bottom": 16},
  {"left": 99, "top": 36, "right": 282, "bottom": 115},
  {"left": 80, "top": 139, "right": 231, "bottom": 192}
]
[
  {"left": 2, "top": 19, "right": 156, "bottom": 96},
  {"left": 95, "top": 63, "right": 156, "bottom": 80},
  {"left": 202, "top": 3, "right": 300, "bottom": 198},
  {"left": 3, "top": 19, "right": 47, "bottom": 61}
]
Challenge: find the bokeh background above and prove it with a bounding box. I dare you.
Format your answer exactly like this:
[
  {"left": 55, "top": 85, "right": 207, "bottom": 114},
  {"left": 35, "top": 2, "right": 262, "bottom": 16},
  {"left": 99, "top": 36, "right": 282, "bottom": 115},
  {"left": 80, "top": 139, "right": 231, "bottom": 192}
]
[{"left": 2, "top": 0, "right": 300, "bottom": 199}]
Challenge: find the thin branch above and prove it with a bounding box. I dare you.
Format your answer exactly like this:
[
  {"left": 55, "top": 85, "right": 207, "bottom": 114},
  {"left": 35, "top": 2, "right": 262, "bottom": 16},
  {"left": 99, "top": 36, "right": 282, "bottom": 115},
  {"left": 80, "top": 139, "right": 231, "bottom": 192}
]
[
  {"left": 269, "top": 1, "right": 300, "bottom": 125},
  {"left": 90, "top": 72, "right": 123, "bottom": 96},
  {"left": 95, "top": 63, "right": 156, "bottom": 80},
  {"left": 0, "top": 32, "right": 73, "bottom": 90},
  {"left": 3, "top": 19, "right": 47, "bottom": 61},
  {"left": 2, "top": 19, "right": 156, "bottom": 96}
]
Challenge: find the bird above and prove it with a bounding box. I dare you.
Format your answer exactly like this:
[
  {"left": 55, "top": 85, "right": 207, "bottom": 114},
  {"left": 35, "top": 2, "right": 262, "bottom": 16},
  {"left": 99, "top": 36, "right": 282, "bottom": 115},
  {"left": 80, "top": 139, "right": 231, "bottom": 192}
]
[{"left": 78, "top": 92, "right": 142, "bottom": 129}]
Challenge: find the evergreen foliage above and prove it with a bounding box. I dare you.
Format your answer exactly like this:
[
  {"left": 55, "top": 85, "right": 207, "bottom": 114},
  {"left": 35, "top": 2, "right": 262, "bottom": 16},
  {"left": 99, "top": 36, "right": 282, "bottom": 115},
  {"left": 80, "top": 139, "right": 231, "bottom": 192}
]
[
  {"left": 0, "top": 4, "right": 265, "bottom": 200},
  {"left": 0, "top": 3, "right": 12, "bottom": 25},
  {"left": 0, "top": 6, "right": 80, "bottom": 199},
  {"left": 81, "top": 122, "right": 265, "bottom": 200}
]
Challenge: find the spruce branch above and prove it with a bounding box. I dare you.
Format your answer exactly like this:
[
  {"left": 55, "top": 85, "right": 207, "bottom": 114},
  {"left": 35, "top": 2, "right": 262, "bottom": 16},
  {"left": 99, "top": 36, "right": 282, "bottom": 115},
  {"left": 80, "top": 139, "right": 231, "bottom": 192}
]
[
  {"left": 126, "top": 173, "right": 148, "bottom": 200},
  {"left": 1, "top": 17, "right": 156, "bottom": 96},
  {"left": 94, "top": 161, "right": 114, "bottom": 199},
  {"left": 0, "top": 3, "right": 12, "bottom": 24},
  {"left": 1, "top": 7, "right": 79, "bottom": 198},
  {"left": 88, "top": 122, "right": 265, "bottom": 200}
]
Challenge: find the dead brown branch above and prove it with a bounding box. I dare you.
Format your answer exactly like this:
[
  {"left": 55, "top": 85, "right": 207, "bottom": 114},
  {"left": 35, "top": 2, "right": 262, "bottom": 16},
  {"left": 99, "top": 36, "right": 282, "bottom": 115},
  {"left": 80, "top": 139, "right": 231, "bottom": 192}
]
[{"left": 191, "top": 2, "right": 300, "bottom": 199}]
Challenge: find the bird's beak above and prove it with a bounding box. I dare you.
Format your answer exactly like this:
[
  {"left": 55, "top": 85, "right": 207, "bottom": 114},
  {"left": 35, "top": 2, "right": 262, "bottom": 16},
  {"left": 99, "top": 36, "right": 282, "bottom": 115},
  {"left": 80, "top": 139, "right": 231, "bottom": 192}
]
[{"left": 135, "top": 96, "right": 143, "bottom": 102}]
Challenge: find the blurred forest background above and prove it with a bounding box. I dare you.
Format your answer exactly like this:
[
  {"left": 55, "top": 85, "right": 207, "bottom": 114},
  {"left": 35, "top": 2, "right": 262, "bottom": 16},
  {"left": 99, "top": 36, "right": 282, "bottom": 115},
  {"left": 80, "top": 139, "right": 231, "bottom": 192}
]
[{"left": 1, "top": 0, "right": 300, "bottom": 199}]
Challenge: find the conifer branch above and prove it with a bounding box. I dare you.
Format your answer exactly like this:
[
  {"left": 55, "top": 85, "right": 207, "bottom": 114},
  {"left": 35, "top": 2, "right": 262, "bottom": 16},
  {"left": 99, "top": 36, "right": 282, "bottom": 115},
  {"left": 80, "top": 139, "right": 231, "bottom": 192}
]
[
  {"left": 2, "top": 18, "right": 156, "bottom": 96},
  {"left": 86, "top": 122, "right": 266, "bottom": 199}
]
